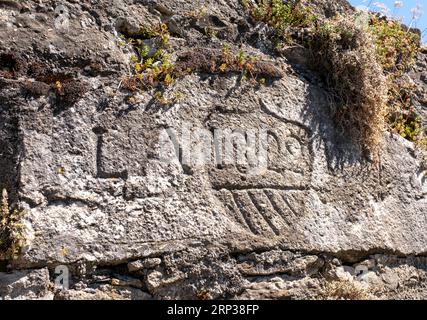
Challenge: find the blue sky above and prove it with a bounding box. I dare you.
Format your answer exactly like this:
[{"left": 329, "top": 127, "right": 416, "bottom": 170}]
[{"left": 348, "top": 0, "right": 427, "bottom": 42}]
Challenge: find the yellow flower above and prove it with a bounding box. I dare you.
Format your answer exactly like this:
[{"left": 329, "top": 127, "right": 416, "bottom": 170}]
[{"left": 55, "top": 80, "right": 62, "bottom": 91}]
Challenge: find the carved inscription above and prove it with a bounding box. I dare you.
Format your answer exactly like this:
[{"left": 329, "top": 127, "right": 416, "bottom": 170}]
[{"left": 206, "top": 111, "right": 313, "bottom": 237}]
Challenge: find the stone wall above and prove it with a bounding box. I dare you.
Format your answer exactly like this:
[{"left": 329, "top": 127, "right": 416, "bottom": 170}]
[{"left": 0, "top": 0, "right": 426, "bottom": 300}]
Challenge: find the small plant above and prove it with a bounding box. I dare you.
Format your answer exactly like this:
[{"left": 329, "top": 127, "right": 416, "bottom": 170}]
[
  {"left": 320, "top": 280, "right": 372, "bottom": 300},
  {"left": 369, "top": 16, "right": 419, "bottom": 76},
  {"left": 22, "top": 80, "right": 50, "bottom": 98},
  {"left": 121, "top": 23, "right": 175, "bottom": 91},
  {"left": 54, "top": 80, "right": 63, "bottom": 93},
  {"left": 52, "top": 78, "right": 86, "bottom": 107},
  {"left": 196, "top": 290, "right": 212, "bottom": 300},
  {"left": 185, "top": 7, "right": 207, "bottom": 19},
  {"left": 153, "top": 90, "right": 183, "bottom": 107},
  {"left": 219, "top": 63, "right": 227, "bottom": 72},
  {"left": 368, "top": 17, "right": 425, "bottom": 146},
  {"left": 244, "top": 0, "right": 315, "bottom": 45},
  {"left": 234, "top": 49, "right": 260, "bottom": 81},
  {"left": 119, "top": 21, "right": 285, "bottom": 106},
  {"left": 0, "top": 189, "right": 26, "bottom": 260},
  {"left": 390, "top": 112, "right": 424, "bottom": 142},
  {"left": 173, "top": 47, "right": 284, "bottom": 82},
  {"left": 204, "top": 26, "right": 218, "bottom": 39},
  {"left": 386, "top": 78, "right": 426, "bottom": 144}
]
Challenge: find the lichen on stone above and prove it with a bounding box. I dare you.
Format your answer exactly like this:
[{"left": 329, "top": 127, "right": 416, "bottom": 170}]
[{"left": 0, "top": 189, "right": 26, "bottom": 260}]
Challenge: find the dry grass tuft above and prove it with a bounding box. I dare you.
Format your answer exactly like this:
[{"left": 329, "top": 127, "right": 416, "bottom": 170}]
[
  {"left": 242, "top": 1, "right": 424, "bottom": 157},
  {"left": 308, "top": 17, "right": 389, "bottom": 159},
  {"left": 320, "top": 280, "right": 372, "bottom": 300}
]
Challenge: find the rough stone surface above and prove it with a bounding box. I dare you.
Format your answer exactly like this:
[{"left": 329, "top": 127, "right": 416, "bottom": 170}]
[
  {"left": 0, "top": 268, "right": 53, "bottom": 300},
  {"left": 410, "top": 51, "right": 427, "bottom": 130},
  {"left": 0, "top": 0, "right": 426, "bottom": 300}
]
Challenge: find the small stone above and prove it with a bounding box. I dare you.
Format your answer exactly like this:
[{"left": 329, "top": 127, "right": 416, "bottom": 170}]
[
  {"left": 354, "top": 259, "right": 376, "bottom": 273},
  {"left": 127, "top": 258, "right": 162, "bottom": 272},
  {"left": 333, "top": 266, "right": 354, "bottom": 281},
  {"left": 115, "top": 17, "right": 141, "bottom": 36},
  {"left": 381, "top": 272, "right": 399, "bottom": 290},
  {"left": 331, "top": 258, "right": 341, "bottom": 266},
  {"left": 146, "top": 270, "right": 163, "bottom": 292},
  {"left": 0, "top": 268, "right": 52, "bottom": 300},
  {"left": 357, "top": 271, "right": 383, "bottom": 287},
  {"left": 111, "top": 277, "right": 143, "bottom": 288}
]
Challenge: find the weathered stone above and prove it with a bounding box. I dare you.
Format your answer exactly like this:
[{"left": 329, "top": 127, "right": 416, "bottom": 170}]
[
  {"left": 111, "top": 276, "right": 143, "bottom": 288},
  {"left": 357, "top": 271, "right": 383, "bottom": 288},
  {"left": 0, "top": 0, "right": 426, "bottom": 300},
  {"left": 55, "top": 285, "right": 152, "bottom": 300},
  {"left": 0, "top": 268, "right": 53, "bottom": 300},
  {"left": 128, "top": 258, "right": 162, "bottom": 272},
  {"left": 331, "top": 266, "right": 355, "bottom": 282}
]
